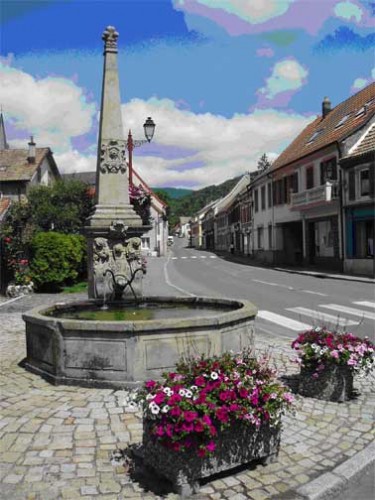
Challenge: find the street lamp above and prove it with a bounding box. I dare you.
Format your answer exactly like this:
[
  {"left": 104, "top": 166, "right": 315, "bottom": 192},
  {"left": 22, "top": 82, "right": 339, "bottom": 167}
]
[{"left": 126, "top": 116, "right": 156, "bottom": 186}]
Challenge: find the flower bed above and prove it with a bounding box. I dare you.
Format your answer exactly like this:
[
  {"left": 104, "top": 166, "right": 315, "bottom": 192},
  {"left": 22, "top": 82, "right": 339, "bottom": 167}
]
[
  {"left": 139, "top": 350, "right": 293, "bottom": 495},
  {"left": 292, "top": 328, "right": 374, "bottom": 401}
]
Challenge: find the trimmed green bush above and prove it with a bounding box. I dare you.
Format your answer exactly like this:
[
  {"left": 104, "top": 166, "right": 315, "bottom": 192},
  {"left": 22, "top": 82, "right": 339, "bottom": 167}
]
[{"left": 30, "top": 232, "right": 86, "bottom": 292}]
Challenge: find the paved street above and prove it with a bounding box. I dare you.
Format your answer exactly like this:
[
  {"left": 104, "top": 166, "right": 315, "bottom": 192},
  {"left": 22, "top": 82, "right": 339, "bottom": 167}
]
[{"left": 0, "top": 246, "right": 374, "bottom": 499}]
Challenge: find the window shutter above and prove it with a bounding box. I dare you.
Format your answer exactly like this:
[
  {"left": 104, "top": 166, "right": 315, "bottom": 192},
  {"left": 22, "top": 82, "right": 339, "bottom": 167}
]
[
  {"left": 348, "top": 170, "right": 355, "bottom": 200},
  {"left": 369, "top": 165, "right": 374, "bottom": 196}
]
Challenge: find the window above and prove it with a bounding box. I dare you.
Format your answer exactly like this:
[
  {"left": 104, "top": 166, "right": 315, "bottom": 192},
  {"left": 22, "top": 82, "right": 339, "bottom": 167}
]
[
  {"left": 261, "top": 186, "right": 266, "bottom": 210},
  {"left": 306, "top": 166, "right": 314, "bottom": 190},
  {"left": 290, "top": 172, "right": 298, "bottom": 193},
  {"left": 335, "top": 114, "right": 351, "bottom": 128},
  {"left": 141, "top": 237, "right": 150, "bottom": 249},
  {"left": 257, "top": 226, "right": 264, "bottom": 249},
  {"left": 360, "top": 169, "right": 370, "bottom": 196},
  {"left": 306, "top": 129, "right": 323, "bottom": 144},
  {"left": 254, "top": 189, "right": 259, "bottom": 212},
  {"left": 268, "top": 225, "right": 273, "bottom": 250},
  {"left": 348, "top": 170, "right": 356, "bottom": 200},
  {"left": 267, "top": 183, "right": 272, "bottom": 208},
  {"left": 354, "top": 220, "right": 374, "bottom": 258},
  {"left": 320, "top": 158, "right": 337, "bottom": 184}
]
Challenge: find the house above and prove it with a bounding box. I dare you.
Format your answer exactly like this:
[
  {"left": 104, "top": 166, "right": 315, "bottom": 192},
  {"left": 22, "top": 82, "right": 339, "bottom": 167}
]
[
  {"left": 63, "top": 170, "right": 169, "bottom": 256},
  {"left": 0, "top": 113, "right": 61, "bottom": 202},
  {"left": 255, "top": 83, "right": 375, "bottom": 272},
  {"left": 214, "top": 174, "right": 250, "bottom": 253},
  {"left": 340, "top": 120, "right": 374, "bottom": 276}
]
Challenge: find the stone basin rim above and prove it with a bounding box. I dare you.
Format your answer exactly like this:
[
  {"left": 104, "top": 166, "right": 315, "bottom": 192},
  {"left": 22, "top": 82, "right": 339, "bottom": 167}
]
[{"left": 22, "top": 296, "right": 258, "bottom": 332}]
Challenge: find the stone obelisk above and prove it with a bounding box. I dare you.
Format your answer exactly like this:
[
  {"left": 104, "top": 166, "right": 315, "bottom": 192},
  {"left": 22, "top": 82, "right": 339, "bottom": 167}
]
[{"left": 85, "top": 26, "right": 145, "bottom": 299}]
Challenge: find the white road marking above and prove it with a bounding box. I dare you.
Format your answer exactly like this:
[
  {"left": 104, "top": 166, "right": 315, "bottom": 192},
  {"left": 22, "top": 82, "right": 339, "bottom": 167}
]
[
  {"left": 191, "top": 256, "right": 197, "bottom": 259},
  {"left": 257, "top": 310, "right": 311, "bottom": 331},
  {"left": 163, "top": 255, "right": 196, "bottom": 297},
  {"left": 171, "top": 257, "right": 178, "bottom": 260},
  {"left": 353, "top": 301, "right": 375, "bottom": 309},
  {"left": 286, "top": 307, "right": 357, "bottom": 327},
  {"left": 302, "top": 290, "right": 327, "bottom": 296},
  {"left": 0, "top": 295, "right": 26, "bottom": 307},
  {"left": 200, "top": 256, "right": 207, "bottom": 259},
  {"left": 320, "top": 304, "right": 375, "bottom": 321},
  {"left": 209, "top": 256, "right": 217, "bottom": 259},
  {"left": 253, "top": 280, "right": 294, "bottom": 290},
  {"left": 181, "top": 256, "right": 188, "bottom": 259}
]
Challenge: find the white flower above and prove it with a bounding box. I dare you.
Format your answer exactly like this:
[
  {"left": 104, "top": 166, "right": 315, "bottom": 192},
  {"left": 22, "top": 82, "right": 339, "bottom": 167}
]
[
  {"left": 163, "top": 387, "right": 173, "bottom": 396},
  {"left": 210, "top": 371, "right": 219, "bottom": 380},
  {"left": 161, "top": 405, "right": 170, "bottom": 413},
  {"left": 179, "top": 389, "right": 186, "bottom": 397},
  {"left": 190, "top": 385, "right": 198, "bottom": 391},
  {"left": 146, "top": 394, "right": 154, "bottom": 400},
  {"left": 184, "top": 390, "right": 192, "bottom": 398},
  {"left": 150, "top": 403, "right": 160, "bottom": 415}
]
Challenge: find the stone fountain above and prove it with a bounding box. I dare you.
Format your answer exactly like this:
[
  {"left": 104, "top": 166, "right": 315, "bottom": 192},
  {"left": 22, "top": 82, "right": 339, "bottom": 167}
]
[{"left": 22, "top": 26, "right": 257, "bottom": 388}]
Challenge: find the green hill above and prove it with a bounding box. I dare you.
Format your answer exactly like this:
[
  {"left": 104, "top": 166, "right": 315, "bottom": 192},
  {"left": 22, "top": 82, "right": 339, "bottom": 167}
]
[
  {"left": 154, "top": 176, "right": 242, "bottom": 228},
  {"left": 152, "top": 187, "right": 193, "bottom": 199}
]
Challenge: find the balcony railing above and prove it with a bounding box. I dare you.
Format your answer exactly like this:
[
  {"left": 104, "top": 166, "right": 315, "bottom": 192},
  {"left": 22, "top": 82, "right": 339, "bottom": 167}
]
[{"left": 291, "top": 182, "right": 338, "bottom": 208}]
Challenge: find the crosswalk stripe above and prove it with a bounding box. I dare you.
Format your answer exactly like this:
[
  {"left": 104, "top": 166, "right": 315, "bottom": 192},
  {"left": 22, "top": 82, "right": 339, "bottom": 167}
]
[
  {"left": 191, "top": 256, "right": 197, "bottom": 259},
  {"left": 286, "top": 307, "right": 357, "bottom": 327},
  {"left": 200, "top": 256, "right": 207, "bottom": 259},
  {"left": 171, "top": 257, "right": 178, "bottom": 260},
  {"left": 320, "top": 304, "right": 375, "bottom": 321},
  {"left": 209, "top": 256, "right": 217, "bottom": 259},
  {"left": 353, "top": 301, "right": 375, "bottom": 309},
  {"left": 257, "top": 310, "right": 311, "bottom": 331},
  {"left": 181, "top": 256, "right": 188, "bottom": 259}
]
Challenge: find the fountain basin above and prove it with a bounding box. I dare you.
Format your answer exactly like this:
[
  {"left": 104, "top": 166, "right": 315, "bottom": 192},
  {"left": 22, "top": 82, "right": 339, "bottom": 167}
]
[{"left": 22, "top": 296, "right": 257, "bottom": 388}]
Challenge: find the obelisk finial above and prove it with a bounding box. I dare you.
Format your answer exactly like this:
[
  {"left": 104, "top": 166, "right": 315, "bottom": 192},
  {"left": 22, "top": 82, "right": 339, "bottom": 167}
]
[{"left": 102, "top": 26, "right": 119, "bottom": 54}]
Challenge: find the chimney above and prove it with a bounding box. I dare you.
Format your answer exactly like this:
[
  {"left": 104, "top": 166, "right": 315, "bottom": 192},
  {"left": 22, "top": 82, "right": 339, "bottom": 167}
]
[
  {"left": 322, "top": 96, "right": 331, "bottom": 119},
  {"left": 27, "top": 136, "right": 36, "bottom": 164}
]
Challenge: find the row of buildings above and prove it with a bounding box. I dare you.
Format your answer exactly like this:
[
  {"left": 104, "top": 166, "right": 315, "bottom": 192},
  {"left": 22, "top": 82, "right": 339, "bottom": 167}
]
[{"left": 190, "top": 83, "right": 374, "bottom": 277}]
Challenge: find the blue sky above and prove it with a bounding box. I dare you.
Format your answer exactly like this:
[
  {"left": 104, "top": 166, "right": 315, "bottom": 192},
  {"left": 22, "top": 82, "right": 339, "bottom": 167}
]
[{"left": 1, "top": 0, "right": 374, "bottom": 189}]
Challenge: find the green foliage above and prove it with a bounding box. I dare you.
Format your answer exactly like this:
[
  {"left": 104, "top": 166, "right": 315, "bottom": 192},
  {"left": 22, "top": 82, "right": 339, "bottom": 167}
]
[
  {"left": 153, "top": 187, "right": 193, "bottom": 199},
  {"left": 257, "top": 153, "right": 272, "bottom": 173},
  {"left": 30, "top": 232, "right": 86, "bottom": 292},
  {"left": 155, "top": 177, "right": 241, "bottom": 228},
  {"left": 27, "top": 179, "right": 94, "bottom": 233}
]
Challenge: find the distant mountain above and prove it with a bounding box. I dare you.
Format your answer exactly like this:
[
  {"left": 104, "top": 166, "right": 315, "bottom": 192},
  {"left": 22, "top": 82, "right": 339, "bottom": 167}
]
[
  {"left": 152, "top": 187, "right": 193, "bottom": 199},
  {"left": 155, "top": 176, "right": 242, "bottom": 228}
]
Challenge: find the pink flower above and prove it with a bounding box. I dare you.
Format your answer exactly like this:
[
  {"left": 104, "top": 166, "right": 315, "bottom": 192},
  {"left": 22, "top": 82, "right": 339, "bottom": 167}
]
[
  {"left": 219, "top": 390, "right": 232, "bottom": 402},
  {"left": 194, "top": 421, "right": 204, "bottom": 432},
  {"left": 330, "top": 350, "right": 339, "bottom": 359},
  {"left": 216, "top": 407, "right": 229, "bottom": 423},
  {"left": 312, "top": 373, "right": 319, "bottom": 379},
  {"left": 170, "top": 406, "right": 182, "bottom": 417},
  {"left": 145, "top": 380, "right": 156, "bottom": 389},
  {"left": 197, "top": 447, "right": 206, "bottom": 457},
  {"left": 184, "top": 410, "right": 198, "bottom": 422},
  {"left": 348, "top": 356, "right": 358, "bottom": 366},
  {"left": 195, "top": 376, "right": 206, "bottom": 387},
  {"left": 283, "top": 392, "right": 294, "bottom": 403},
  {"left": 206, "top": 441, "right": 216, "bottom": 453},
  {"left": 239, "top": 388, "right": 249, "bottom": 398},
  {"left": 182, "top": 422, "right": 194, "bottom": 433},
  {"left": 209, "top": 425, "right": 217, "bottom": 436},
  {"left": 153, "top": 393, "right": 165, "bottom": 405},
  {"left": 155, "top": 425, "right": 164, "bottom": 437},
  {"left": 202, "top": 415, "right": 212, "bottom": 426},
  {"left": 168, "top": 394, "right": 182, "bottom": 405}
]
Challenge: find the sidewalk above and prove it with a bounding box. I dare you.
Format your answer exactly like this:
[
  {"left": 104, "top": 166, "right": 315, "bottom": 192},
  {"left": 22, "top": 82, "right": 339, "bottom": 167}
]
[
  {"left": 0, "top": 294, "right": 374, "bottom": 500},
  {"left": 215, "top": 251, "right": 375, "bottom": 284}
]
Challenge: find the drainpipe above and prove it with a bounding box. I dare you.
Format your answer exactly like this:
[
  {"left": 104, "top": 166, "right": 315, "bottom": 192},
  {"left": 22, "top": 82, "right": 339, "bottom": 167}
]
[{"left": 336, "top": 142, "right": 345, "bottom": 273}]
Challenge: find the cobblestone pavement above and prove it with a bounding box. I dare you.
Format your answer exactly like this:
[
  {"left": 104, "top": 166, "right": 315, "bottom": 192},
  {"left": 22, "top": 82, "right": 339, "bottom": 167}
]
[{"left": 0, "top": 298, "right": 374, "bottom": 499}]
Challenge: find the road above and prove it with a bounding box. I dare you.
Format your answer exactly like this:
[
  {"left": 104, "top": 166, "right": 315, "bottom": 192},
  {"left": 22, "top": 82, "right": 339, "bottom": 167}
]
[{"left": 153, "top": 237, "right": 374, "bottom": 343}]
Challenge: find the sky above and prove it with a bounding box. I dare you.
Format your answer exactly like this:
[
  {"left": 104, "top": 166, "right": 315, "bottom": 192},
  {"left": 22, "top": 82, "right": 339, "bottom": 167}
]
[{"left": 0, "top": 0, "right": 374, "bottom": 189}]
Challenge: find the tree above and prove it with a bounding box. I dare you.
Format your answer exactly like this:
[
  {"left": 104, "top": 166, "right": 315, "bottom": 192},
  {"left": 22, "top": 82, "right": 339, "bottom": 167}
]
[{"left": 257, "top": 153, "right": 272, "bottom": 173}]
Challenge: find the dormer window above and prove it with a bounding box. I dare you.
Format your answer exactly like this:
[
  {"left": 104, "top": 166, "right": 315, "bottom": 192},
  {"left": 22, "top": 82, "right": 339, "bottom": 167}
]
[
  {"left": 335, "top": 113, "right": 351, "bottom": 128},
  {"left": 306, "top": 129, "right": 323, "bottom": 145},
  {"left": 355, "top": 106, "right": 365, "bottom": 118}
]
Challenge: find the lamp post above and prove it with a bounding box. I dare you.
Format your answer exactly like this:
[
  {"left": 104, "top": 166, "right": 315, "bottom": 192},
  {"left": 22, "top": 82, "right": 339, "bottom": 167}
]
[{"left": 126, "top": 116, "right": 155, "bottom": 187}]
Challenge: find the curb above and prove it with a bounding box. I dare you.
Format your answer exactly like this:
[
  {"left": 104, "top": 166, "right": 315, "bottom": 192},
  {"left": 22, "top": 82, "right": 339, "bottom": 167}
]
[
  {"left": 273, "top": 267, "right": 375, "bottom": 285},
  {"left": 294, "top": 441, "right": 375, "bottom": 499}
]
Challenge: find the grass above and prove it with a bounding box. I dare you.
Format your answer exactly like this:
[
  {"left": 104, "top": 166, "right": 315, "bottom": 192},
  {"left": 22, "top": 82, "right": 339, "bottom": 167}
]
[{"left": 61, "top": 281, "right": 88, "bottom": 294}]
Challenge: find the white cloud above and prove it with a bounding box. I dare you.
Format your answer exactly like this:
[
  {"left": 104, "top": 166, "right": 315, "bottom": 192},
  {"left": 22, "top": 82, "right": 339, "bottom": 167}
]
[
  {"left": 0, "top": 61, "right": 96, "bottom": 153},
  {"left": 120, "top": 97, "right": 312, "bottom": 189},
  {"left": 334, "top": 1, "right": 363, "bottom": 23},
  {"left": 258, "top": 58, "right": 308, "bottom": 99},
  {"left": 350, "top": 69, "right": 375, "bottom": 93},
  {"left": 54, "top": 149, "right": 96, "bottom": 174},
  {"left": 186, "top": 0, "right": 295, "bottom": 24}
]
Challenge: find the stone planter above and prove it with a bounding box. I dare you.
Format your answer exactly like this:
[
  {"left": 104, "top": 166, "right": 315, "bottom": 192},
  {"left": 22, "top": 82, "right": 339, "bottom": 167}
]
[
  {"left": 142, "top": 420, "right": 281, "bottom": 496},
  {"left": 298, "top": 365, "right": 353, "bottom": 402}
]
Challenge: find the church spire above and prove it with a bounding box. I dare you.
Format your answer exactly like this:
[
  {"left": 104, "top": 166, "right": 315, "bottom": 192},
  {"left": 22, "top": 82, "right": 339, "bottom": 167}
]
[{"left": 0, "top": 111, "right": 9, "bottom": 150}]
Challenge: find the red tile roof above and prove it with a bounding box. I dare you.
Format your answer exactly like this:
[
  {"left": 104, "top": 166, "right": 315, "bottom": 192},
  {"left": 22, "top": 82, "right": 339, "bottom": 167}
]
[
  {"left": 271, "top": 83, "right": 375, "bottom": 171},
  {"left": 0, "top": 148, "right": 50, "bottom": 181},
  {"left": 343, "top": 124, "right": 375, "bottom": 160}
]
